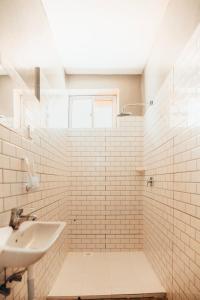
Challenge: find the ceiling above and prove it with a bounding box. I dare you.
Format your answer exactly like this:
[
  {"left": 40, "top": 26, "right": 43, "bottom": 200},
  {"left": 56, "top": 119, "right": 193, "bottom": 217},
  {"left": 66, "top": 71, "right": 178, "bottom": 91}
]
[
  {"left": 42, "top": 0, "right": 169, "bottom": 75},
  {"left": 0, "top": 0, "right": 66, "bottom": 88}
]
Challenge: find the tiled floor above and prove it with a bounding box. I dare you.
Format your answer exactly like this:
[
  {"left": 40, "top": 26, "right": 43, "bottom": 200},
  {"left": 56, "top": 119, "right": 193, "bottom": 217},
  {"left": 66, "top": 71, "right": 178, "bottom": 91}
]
[{"left": 47, "top": 252, "right": 166, "bottom": 299}]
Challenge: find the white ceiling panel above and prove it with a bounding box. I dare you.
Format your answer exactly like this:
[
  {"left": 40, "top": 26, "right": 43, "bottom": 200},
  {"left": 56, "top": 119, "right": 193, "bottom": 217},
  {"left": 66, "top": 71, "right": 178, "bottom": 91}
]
[{"left": 42, "top": 0, "right": 169, "bottom": 74}]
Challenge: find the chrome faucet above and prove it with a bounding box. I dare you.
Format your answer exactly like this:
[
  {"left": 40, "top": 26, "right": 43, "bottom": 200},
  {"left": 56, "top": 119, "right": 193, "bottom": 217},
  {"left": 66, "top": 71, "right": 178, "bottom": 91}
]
[{"left": 9, "top": 208, "right": 37, "bottom": 230}]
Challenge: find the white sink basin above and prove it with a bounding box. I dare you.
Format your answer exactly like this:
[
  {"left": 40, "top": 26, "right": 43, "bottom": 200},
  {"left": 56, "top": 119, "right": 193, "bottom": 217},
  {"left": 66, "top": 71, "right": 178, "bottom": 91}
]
[{"left": 0, "top": 221, "right": 65, "bottom": 271}]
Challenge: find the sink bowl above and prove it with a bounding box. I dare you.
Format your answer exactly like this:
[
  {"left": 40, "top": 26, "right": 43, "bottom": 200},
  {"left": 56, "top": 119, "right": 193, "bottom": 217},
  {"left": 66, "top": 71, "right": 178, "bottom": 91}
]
[{"left": 0, "top": 221, "right": 65, "bottom": 271}]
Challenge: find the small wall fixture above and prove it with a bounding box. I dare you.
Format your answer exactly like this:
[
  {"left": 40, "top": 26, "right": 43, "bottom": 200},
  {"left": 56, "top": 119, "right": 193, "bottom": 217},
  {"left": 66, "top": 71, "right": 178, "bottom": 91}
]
[
  {"left": 23, "top": 157, "right": 40, "bottom": 192},
  {"left": 149, "top": 100, "right": 154, "bottom": 105},
  {"left": 147, "top": 177, "right": 154, "bottom": 187}
]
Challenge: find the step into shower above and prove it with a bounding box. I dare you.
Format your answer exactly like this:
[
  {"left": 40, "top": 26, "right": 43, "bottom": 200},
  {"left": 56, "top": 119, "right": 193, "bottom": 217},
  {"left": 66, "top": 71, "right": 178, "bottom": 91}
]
[
  {"left": 47, "top": 295, "right": 167, "bottom": 300},
  {"left": 47, "top": 252, "right": 166, "bottom": 300},
  {"left": 47, "top": 296, "right": 166, "bottom": 300}
]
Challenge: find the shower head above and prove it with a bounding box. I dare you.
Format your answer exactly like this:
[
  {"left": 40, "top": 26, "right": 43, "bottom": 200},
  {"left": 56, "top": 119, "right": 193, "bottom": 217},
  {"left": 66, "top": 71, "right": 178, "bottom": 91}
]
[
  {"left": 117, "top": 103, "right": 144, "bottom": 117},
  {"left": 117, "top": 112, "right": 133, "bottom": 117}
]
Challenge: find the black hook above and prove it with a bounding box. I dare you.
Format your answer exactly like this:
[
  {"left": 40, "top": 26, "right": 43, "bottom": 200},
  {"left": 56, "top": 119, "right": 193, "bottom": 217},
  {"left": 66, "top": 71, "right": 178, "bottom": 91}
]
[
  {"left": 0, "top": 284, "right": 11, "bottom": 297},
  {"left": 0, "top": 269, "right": 26, "bottom": 296}
]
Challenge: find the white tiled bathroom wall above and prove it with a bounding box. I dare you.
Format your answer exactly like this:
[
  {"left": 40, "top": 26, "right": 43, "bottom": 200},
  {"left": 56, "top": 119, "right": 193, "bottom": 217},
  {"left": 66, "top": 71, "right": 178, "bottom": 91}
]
[
  {"left": 144, "top": 25, "right": 200, "bottom": 300},
  {"left": 65, "top": 117, "right": 144, "bottom": 251},
  {"left": 0, "top": 94, "right": 69, "bottom": 299}
]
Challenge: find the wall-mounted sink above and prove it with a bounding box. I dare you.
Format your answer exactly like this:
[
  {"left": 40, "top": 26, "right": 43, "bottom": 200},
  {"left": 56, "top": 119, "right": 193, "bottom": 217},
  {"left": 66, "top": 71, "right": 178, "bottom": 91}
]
[{"left": 0, "top": 221, "right": 65, "bottom": 271}]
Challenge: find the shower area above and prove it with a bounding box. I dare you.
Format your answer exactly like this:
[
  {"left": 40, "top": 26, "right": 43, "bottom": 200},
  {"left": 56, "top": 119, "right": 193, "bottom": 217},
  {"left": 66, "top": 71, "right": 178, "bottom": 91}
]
[{"left": 48, "top": 116, "right": 167, "bottom": 300}]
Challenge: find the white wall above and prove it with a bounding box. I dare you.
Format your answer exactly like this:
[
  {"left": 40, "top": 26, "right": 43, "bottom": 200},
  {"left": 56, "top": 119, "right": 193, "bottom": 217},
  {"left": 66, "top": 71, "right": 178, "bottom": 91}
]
[
  {"left": 143, "top": 0, "right": 200, "bottom": 105},
  {"left": 0, "top": 75, "right": 13, "bottom": 117},
  {"left": 143, "top": 24, "right": 200, "bottom": 300},
  {"left": 142, "top": 1, "right": 200, "bottom": 298},
  {"left": 65, "top": 117, "right": 144, "bottom": 251}
]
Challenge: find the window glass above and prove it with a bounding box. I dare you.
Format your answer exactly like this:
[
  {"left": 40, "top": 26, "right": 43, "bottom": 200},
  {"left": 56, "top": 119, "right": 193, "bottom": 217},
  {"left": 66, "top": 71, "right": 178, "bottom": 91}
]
[
  {"left": 94, "top": 99, "right": 113, "bottom": 128},
  {"left": 69, "top": 95, "right": 116, "bottom": 128}
]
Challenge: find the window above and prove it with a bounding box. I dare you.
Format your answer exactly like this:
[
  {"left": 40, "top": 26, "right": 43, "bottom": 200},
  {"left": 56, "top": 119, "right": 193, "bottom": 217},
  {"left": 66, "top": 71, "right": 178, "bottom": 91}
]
[
  {"left": 69, "top": 95, "right": 116, "bottom": 128},
  {"left": 70, "top": 96, "right": 92, "bottom": 128}
]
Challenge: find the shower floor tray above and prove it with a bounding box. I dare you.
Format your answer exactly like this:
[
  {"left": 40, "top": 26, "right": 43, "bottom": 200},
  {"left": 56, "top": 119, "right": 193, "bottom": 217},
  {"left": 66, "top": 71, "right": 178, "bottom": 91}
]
[{"left": 47, "top": 252, "right": 166, "bottom": 300}]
